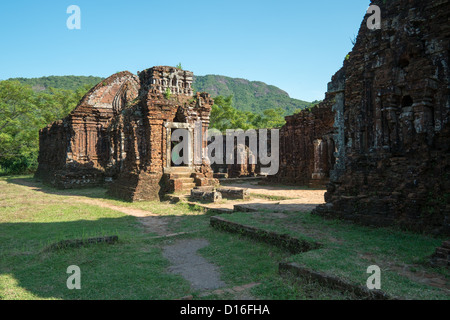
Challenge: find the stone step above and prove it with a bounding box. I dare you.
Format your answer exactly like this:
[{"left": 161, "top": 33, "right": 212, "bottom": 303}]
[
  {"left": 170, "top": 173, "right": 193, "bottom": 179},
  {"left": 191, "top": 190, "right": 222, "bottom": 203},
  {"left": 167, "top": 166, "right": 193, "bottom": 173},
  {"left": 182, "top": 183, "right": 196, "bottom": 190}
]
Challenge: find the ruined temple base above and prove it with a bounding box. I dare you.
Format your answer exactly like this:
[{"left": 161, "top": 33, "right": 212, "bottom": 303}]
[
  {"left": 107, "top": 172, "right": 164, "bottom": 202},
  {"left": 431, "top": 241, "right": 450, "bottom": 268}
]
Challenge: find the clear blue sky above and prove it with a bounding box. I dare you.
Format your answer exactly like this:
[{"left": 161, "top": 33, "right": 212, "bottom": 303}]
[{"left": 0, "top": 0, "right": 370, "bottom": 102}]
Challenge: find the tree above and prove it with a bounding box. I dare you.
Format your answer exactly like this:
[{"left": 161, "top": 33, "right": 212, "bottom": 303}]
[
  {"left": 0, "top": 81, "right": 37, "bottom": 163},
  {"left": 258, "top": 108, "right": 286, "bottom": 129},
  {"left": 0, "top": 80, "right": 89, "bottom": 174},
  {"left": 209, "top": 95, "right": 285, "bottom": 132},
  {"left": 210, "top": 95, "right": 252, "bottom": 132}
]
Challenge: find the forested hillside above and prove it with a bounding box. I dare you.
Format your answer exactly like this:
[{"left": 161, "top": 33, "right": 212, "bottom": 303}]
[
  {"left": 1, "top": 74, "right": 314, "bottom": 174},
  {"left": 9, "top": 76, "right": 103, "bottom": 92},
  {"left": 193, "top": 75, "right": 313, "bottom": 115},
  {"left": 10, "top": 74, "right": 313, "bottom": 115}
]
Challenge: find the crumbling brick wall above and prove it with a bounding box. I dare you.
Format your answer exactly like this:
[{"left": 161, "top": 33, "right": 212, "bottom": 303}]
[
  {"left": 35, "top": 71, "right": 140, "bottom": 188},
  {"left": 107, "top": 66, "right": 216, "bottom": 201},
  {"left": 209, "top": 130, "right": 273, "bottom": 178},
  {"left": 36, "top": 66, "right": 215, "bottom": 200},
  {"left": 313, "top": 0, "right": 450, "bottom": 235},
  {"left": 270, "top": 77, "right": 337, "bottom": 186}
]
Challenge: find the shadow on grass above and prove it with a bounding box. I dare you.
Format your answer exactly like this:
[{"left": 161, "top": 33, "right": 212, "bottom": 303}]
[
  {"left": 5, "top": 176, "right": 126, "bottom": 202},
  {"left": 232, "top": 202, "right": 324, "bottom": 214},
  {"left": 0, "top": 216, "right": 190, "bottom": 300}
]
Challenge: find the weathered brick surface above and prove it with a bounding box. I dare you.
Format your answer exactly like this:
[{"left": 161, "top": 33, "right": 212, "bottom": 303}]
[
  {"left": 190, "top": 189, "right": 222, "bottom": 203},
  {"left": 313, "top": 0, "right": 450, "bottom": 235},
  {"left": 35, "top": 71, "right": 140, "bottom": 188},
  {"left": 271, "top": 84, "right": 337, "bottom": 186},
  {"left": 36, "top": 66, "right": 216, "bottom": 200},
  {"left": 106, "top": 66, "right": 216, "bottom": 201},
  {"left": 431, "top": 241, "right": 450, "bottom": 268},
  {"left": 216, "top": 187, "right": 250, "bottom": 200}
]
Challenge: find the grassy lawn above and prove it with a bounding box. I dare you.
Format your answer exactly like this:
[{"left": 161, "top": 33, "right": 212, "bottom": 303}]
[
  {"left": 221, "top": 211, "right": 450, "bottom": 299},
  {"left": 1, "top": 175, "right": 448, "bottom": 300},
  {"left": 0, "top": 177, "right": 191, "bottom": 299},
  {"left": 0, "top": 175, "right": 357, "bottom": 300}
]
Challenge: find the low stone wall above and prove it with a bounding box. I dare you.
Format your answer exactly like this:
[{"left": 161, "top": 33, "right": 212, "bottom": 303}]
[
  {"left": 431, "top": 241, "right": 450, "bottom": 268},
  {"left": 191, "top": 189, "right": 222, "bottom": 203},
  {"left": 44, "top": 235, "right": 118, "bottom": 252},
  {"left": 216, "top": 187, "right": 250, "bottom": 200},
  {"left": 279, "top": 262, "right": 393, "bottom": 300},
  {"left": 210, "top": 216, "right": 321, "bottom": 254}
]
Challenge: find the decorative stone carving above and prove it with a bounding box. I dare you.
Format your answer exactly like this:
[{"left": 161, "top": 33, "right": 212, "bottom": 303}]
[
  {"left": 36, "top": 67, "right": 216, "bottom": 200},
  {"left": 35, "top": 71, "right": 140, "bottom": 188},
  {"left": 313, "top": 0, "right": 450, "bottom": 235}
]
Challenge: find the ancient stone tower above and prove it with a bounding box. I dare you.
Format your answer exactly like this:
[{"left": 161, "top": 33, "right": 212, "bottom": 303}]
[
  {"left": 107, "top": 66, "right": 216, "bottom": 201},
  {"left": 35, "top": 71, "right": 140, "bottom": 188},
  {"left": 36, "top": 66, "right": 216, "bottom": 201},
  {"left": 312, "top": 0, "right": 450, "bottom": 235}
]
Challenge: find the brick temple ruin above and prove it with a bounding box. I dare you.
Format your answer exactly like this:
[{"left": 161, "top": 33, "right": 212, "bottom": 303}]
[
  {"left": 36, "top": 0, "right": 449, "bottom": 239},
  {"left": 314, "top": 0, "right": 450, "bottom": 235},
  {"left": 273, "top": 0, "right": 449, "bottom": 235},
  {"left": 210, "top": 130, "right": 274, "bottom": 178},
  {"left": 35, "top": 66, "right": 216, "bottom": 201},
  {"left": 271, "top": 86, "right": 337, "bottom": 187}
]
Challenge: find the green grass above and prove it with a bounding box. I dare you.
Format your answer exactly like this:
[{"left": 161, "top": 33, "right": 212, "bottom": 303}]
[
  {"left": 1, "top": 175, "right": 339, "bottom": 300},
  {"left": 0, "top": 177, "right": 195, "bottom": 299},
  {"left": 1, "top": 175, "right": 448, "bottom": 300},
  {"left": 222, "top": 211, "right": 450, "bottom": 300}
]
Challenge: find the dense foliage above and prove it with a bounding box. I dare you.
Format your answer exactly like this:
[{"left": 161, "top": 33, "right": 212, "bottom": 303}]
[
  {"left": 194, "top": 74, "right": 312, "bottom": 115},
  {"left": 1, "top": 74, "right": 311, "bottom": 174},
  {"left": 0, "top": 81, "right": 89, "bottom": 174},
  {"left": 9, "top": 76, "right": 103, "bottom": 92},
  {"left": 210, "top": 95, "right": 286, "bottom": 132},
  {"left": 12, "top": 75, "right": 313, "bottom": 116}
]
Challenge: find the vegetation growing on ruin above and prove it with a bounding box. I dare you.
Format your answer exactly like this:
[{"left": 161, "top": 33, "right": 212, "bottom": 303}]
[{"left": 164, "top": 87, "right": 172, "bottom": 99}]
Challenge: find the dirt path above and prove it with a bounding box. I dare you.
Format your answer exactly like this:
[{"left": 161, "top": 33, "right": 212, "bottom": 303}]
[
  {"left": 9, "top": 178, "right": 170, "bottom": 236},
  {"left": 223, "top": 182, "right": 326, "bottom": 203},
  {"left": 162, "top": 239, "right": 226, "bottom": 291},
  {"left": 75, "top": 199, "right": 170, "bottom": 236}
]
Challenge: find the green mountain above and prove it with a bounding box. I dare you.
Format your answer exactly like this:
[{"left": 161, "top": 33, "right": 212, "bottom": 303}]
[
  {"left": 9, "top": 74, "right": 312, "bottom": 115},
  {"left": 194, "top": 75, "right": 312, "bottom": 115},
  {"left": 8, "top": 76, "right": 104, "bottom": 92}
]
